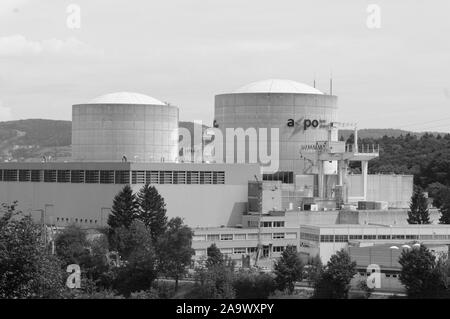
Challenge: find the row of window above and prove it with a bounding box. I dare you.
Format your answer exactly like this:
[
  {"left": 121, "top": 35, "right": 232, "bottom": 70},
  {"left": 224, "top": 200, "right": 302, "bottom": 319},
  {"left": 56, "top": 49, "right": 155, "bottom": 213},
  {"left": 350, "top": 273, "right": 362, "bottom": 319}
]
[
  {"left": 247, "top": 221, "right": 285, "bottom": 228},
  {"left": 195, "top": 246, "right": 286, "bottom": 256},
  {"left": 316, "top": 233, "right": 448, "bottom": 243},
  {"left": 193, "top": 232, "right": 298, "bottom": 242},
  {"left": 55, "top": 217, "right": 99, "bottom": 224},
  {"left": 0, "top": 169, "right": 225, "bottom": 185},
  {"left": 359, "top": 272, "right": 399, "bottom": 278}
]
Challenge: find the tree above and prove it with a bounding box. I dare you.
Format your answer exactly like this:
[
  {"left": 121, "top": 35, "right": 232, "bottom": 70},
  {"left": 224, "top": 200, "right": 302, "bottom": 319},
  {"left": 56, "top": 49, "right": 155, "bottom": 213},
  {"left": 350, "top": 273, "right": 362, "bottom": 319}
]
[
  {"left": 55, "top": 224, "right": 90, "bottom": 266},
  {"left": 0, "top": 203, "right": 65, "bottom": 298},
  {"left": 113, "top": 243, "right": 157, "bottom": 297},
  {"left": 206, "top": 243, "right": 224, "bottom": 268},
  {"left": 427, "top": 182, "right": 450, "bottom": 208},
  {"left": 439, "top": 193, "right": 450, "bottom": 224},
  {"left": 273, "top": 245, "right": 304, "bottom": 294},
  {"left": 109, "top": 219, "right": 154, "bottom": 260},
  {"left": 136, "top": 184, "right": 168, "bottom": 244},
  {"left": 407, "top": 187, "right": 430, "bottom": 224},
  {"left": 109, "top": 220, "right": 157, "bottom": 297},
  {"left": 55, "top": 225, "right": 113, "bottom": 289},
  {"left": 398, "top": 245, "right": 447, "bottom": 298},
  {"left": 157, "top": 217, "right": 194, "bottom": 291},
  {"left": 233, "top": 270, "right": 276, "bottom": 299},
  {"left": 304, "top": 255, "right": 323, "bottom": 286},
  {"left": 187, "top": 263, "right": 235, "bottom": 299},
  {"left": 313, "top": 249, "right": 357, "bottom": 299},
  {"left": 108, "top": 185, "right": 138, "bottom": 230}
]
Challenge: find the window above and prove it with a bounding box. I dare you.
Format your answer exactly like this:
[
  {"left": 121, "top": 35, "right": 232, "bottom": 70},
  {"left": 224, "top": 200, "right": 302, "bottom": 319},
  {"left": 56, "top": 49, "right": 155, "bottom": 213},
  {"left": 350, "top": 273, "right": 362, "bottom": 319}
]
[
  {"left": 146, "top": 171, "right": 159, "bottom": 184},
  {"left": 43, "top": 170, "right": 57, "bottom": 182},
  {"left": 85, "top": 170, "right": 99, "bottom": 183},
  {"left": 260, "top": 221, "right": 272, "bottom": 228},
  {"left": 273, "top": 221, "right": 285, "bottom": 227},
  {"left": 115, "top": 170, "right": 130, "bottom": 184},
  {"left": 0, "top": 170, "right": 2, "bottom": 181},
  {"left": 286, "top": 232, "right": 298, "bottom": 240},
  {"left": 392, "top": 235, "right": 405, "bottom": 240},
  {"left": 213, "top": 171, "right": 225, "bottom": 184},
  {"left": 248, "top": 247, "right": 257, "bottom": 253},
  {"left": 335, "top": 235, "right": 348, "bottom": 242},
  {"left": 173, "top": 171, "right": 186, "bottom": 184},
  {"left": 247, "top": 234, "right": 258, "bottom": 240},
  {"left": 31, "top": 170, "right": 41, "bottom": 182},
  {"left": 405, "top": 235, "right": 419, "bottom": 240},
  {"left": 193, "top": 235, "right": 206, "bottom": 241},
  {"left": 420, "top": 235, "right": 433, "bottom": 240},
  {"left": 349, "top": 235, "right": 363, "bottom": 240},
  {"left": 273, "top": 233, "right": 285, "bottom": 239},
  {"left": 300, "top": 232, "right": 318, "bottom": 241},
  {"left": 273, "top": 246, "right": 285, "bottom": 253},
  {"left": 4, "top": 170, "right": 18, "bottom": 181},
  {"left": 207, "top": 234, "right": 220, "bottom": 241},
  {"left": 187, "top": 171, "right": 199, "bottom": 184},
  {"left": 434, "top": 234, "right": 447, "bottom": 240},
  {"left": 160, "top": 171, "right": 173, "bottom": 184},
  {"left": 363, "top": 235, "right": 376, "bottom": 240},
  {"left": 377, "top": 235, "right": 391, "bottom": 240},
  {"left": 220, "top": 234, "right": 233, "bottom": 241},
  {"left": 261, "top": 233, "right": 272, "bottom": 240},
  {"left": 100, "top": 170, "right": 115, "bottom": 184},
  {"left": 233, "top": 248, "right": 246, "bottom": 254},
  {"left": 247, "top": 220, "right": 259, "bottom": 227},
  {"left": 234, "top": 234, "right": 246, "bottom": 240},
  {"left": 220, "top": 248, "right": 233, "bottom": 255},
  {"left": 18, "top": 170, "right": 31, "bottom": 182},
  {"left": 200, "top": 171, "right": 212, "bottom": 184},
  {"left": 132, "top": 171, "right": 145, "bottom": 184},
  {"left": 71, "top": 170, "right": 85, "bottom": 183},
  {"left": 57, "top": 170, "right": 70, "bottom": 183},
  {"left": 320, "top": 235, "right": 334, "bottom": 242}
]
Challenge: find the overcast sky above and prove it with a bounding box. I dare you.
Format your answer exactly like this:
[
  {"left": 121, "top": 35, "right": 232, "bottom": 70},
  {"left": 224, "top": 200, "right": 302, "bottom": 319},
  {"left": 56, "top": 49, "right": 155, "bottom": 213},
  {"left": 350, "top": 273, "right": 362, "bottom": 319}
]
[{"left": 0, "top": 0, "right": 449, "bottom": 132}]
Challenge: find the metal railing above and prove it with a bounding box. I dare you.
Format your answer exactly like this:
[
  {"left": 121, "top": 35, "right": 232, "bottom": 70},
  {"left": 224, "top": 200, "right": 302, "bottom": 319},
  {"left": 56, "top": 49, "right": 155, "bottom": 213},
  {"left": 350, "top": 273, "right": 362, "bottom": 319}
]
[{"left": 345, "top": 144, "right": 379, "bottom": 153}]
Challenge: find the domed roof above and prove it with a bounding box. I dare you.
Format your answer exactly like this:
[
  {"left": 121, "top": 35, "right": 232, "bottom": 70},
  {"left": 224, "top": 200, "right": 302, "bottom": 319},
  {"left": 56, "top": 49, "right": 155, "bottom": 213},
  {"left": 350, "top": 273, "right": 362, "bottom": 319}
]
[
  {"left": 87, "top": 92, "right": 166, "bottom": 105},
  {"left": 233, "top": 79, "right": 323, "bottom": 95}
]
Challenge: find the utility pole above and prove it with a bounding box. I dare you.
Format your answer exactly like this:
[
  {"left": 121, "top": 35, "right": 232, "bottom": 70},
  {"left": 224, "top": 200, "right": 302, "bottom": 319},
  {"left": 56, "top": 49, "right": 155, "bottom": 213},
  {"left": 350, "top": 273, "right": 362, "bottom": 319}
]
[{"left": 254, "top": 175, "right": 263, "bottom": 267}]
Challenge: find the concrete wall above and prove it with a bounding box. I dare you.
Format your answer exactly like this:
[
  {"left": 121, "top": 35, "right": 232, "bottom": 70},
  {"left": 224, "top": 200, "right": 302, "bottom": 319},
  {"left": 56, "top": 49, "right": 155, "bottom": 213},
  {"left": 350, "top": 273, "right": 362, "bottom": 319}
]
[
  {"left": 339, "top": 209, "right": 442, "bottom": 225},
  {"left": 0, "top": 182, "right": 250, "bottom": 228},
  {"left": 0, "top": 162, "right": 260, "bottom": 228},
  {"left": 348, "top": 174, "right": 414, "bottom": 208}
]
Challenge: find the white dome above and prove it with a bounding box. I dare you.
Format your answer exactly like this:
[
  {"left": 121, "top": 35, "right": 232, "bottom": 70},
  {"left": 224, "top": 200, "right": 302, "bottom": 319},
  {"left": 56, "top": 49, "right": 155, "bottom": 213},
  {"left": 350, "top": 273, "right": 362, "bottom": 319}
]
[
  {"left": 234, "top": 79, "right": 323, "bottom": 95},
  {"left": 88, "top": 92, "right": 166, "bottom": 105}
]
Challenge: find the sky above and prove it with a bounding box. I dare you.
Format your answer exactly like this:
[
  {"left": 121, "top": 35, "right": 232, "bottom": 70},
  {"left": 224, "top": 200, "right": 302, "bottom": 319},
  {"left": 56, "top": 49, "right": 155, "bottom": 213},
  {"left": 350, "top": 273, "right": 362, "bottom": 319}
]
[{"left": 0, "top": 0, "right": 449, "bottom": 132}]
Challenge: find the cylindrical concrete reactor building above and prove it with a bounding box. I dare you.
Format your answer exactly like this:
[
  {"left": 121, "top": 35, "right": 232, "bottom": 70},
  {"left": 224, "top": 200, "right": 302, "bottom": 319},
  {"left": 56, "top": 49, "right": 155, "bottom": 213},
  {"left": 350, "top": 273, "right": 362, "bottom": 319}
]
[
  {"left": 214, "top": 79, "right": 338, "bottom": 192},
  {"left": 72, "top": 92, "right": 179, "bottom": 162}
]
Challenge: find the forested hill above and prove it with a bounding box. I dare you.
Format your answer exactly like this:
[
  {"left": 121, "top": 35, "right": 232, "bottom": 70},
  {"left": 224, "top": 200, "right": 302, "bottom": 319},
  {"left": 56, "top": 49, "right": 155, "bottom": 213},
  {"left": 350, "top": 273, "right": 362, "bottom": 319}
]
[
  {"left": 352, "top": 133, "right": 450, "bottom": 190},
  {"left": 338, "top": 128, "right": 443, "bottom": 140}
]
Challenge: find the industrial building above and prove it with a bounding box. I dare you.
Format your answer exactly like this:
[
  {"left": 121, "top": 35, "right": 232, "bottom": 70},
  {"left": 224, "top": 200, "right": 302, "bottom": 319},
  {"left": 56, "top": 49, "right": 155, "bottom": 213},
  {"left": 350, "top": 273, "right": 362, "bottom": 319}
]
[{"left": 0, "top": 79, "right": 439, "bottom": 273}]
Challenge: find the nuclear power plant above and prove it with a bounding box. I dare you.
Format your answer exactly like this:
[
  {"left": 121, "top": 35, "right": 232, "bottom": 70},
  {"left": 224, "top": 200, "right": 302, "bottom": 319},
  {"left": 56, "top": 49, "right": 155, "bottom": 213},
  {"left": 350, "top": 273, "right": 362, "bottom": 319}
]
[{"left": 3, "top": 78, "right": 446, "bottom": 277}]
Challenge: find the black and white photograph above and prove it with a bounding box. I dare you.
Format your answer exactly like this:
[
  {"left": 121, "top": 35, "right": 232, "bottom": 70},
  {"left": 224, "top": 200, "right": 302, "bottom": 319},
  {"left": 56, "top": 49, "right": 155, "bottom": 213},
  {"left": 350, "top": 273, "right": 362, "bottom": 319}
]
[{"left": 1, "top": 0, "right": 450, "bottom": 312}]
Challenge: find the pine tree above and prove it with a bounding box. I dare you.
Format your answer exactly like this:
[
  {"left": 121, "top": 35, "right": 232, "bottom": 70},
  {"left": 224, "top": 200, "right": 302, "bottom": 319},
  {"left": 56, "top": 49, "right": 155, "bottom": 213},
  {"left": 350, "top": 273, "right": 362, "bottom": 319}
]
[
  {"left": 136, "top": 183, "right": 168, "bottom": 244},
  {"left": 273, "top": 245, "right": 304, "bottom": 294},
  {"left": 108, "top": 185, "right": 138, "bottom": 229},
  {"left": 407, "top": 188, "right": 430, "bottom": 224}
]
